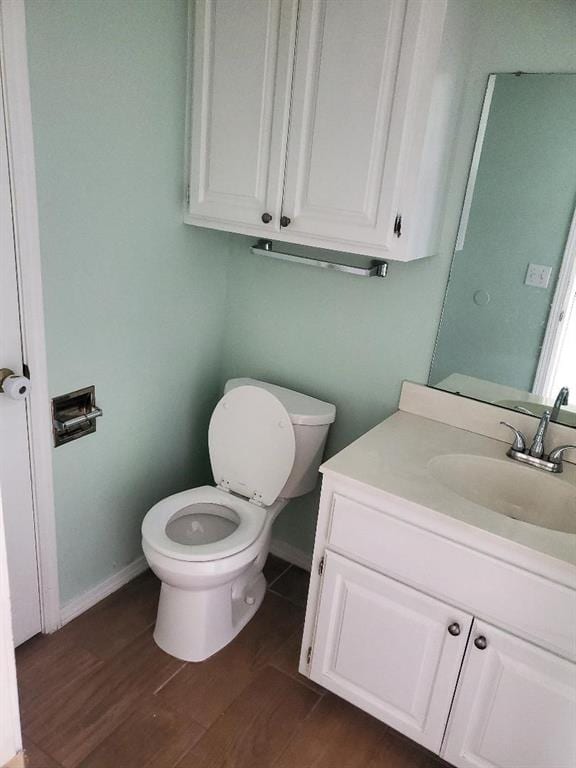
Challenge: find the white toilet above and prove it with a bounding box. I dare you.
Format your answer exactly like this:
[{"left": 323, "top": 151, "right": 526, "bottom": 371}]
[{"left": 141, "top": 378, "right": 335, "bottom": 662}]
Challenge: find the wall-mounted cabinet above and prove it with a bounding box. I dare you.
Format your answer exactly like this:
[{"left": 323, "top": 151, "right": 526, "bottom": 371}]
[{"left": 185, "top": 0, "right": 447, "bottom": 261}]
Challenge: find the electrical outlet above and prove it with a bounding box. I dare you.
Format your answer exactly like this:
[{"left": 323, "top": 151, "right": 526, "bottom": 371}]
[{"left": 525, "top": 263, "right": 552, "bottom": 289}]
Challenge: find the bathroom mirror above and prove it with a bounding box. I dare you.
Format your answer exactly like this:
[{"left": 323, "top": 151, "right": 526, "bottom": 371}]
[{"left": 429, "top": 73, "right": 576, "bottom": 428}]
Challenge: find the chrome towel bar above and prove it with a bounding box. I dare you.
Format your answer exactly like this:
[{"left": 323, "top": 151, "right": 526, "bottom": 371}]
[{"left": 250, "top": 239, "right": 388, "bottom": 278}]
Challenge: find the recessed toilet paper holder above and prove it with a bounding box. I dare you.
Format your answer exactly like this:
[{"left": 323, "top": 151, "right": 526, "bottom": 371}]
[{"left": 52, "top": 385, "right": 102, "bottom": 446}]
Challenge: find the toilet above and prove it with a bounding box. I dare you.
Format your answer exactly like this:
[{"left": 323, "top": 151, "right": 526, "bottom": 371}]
[{"left": 141, "top": 378, "right": 335, "bottom": 662}]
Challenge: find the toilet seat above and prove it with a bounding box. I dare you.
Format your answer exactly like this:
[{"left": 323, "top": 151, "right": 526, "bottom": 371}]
[
  {"left": 142, "top": 486, "right": 267, "bottom": 562},
  {"left": 209, "top": 385, "right": 296, "bottom": 506}
]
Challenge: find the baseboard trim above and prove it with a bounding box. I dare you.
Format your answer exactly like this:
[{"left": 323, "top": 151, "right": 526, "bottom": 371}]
[
  {"left": 60, "top": 544, "right": 309, "bottom": 626},
  {"left": 3, "top": 752, "right": 25, "bottom": 768},
  {"left": 269, "top": 539, "right": 312, "bottom": 572},
  {"left": 60, "top": 556, "right": 148, "bottom": 626}
]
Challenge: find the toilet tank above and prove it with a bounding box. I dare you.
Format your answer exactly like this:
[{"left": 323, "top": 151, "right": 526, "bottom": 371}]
[{"left": 224, "top": 378, "right": 336, "bottom": 498}]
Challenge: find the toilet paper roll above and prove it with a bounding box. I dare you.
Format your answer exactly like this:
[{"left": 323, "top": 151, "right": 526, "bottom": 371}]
[{"left": 2, "top": 375, "right": 31, "bottom": 401}]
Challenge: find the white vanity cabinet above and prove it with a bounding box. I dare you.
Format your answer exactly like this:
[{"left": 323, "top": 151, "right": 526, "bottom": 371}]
[
  {"left": 443, "top": 620, "right": 576, "bottom": 768},
  {"left": 185, "top": 0, "right": 446, "bottom": 261},
  {"left": 310, "top": 551, "right": 472, "bottom": 752},
  {"left": 301, "top": 480, "right": 576, "bottom": 768}
]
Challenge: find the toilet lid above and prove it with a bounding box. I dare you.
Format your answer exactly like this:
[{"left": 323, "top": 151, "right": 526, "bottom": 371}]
[{"left": 208, "top": 386, "right": 296, "bottom": 506}]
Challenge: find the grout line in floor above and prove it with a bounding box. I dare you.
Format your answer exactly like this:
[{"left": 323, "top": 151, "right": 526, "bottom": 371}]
[
  {"left": 23, "top": 735, "right": 64, "bottom": 768},
  {"left": 268, "top": 653, "right": 325, "bottom": 697},
  {"left": 152, "top": 661, "right": 188, "bottom": 695},
  {"left": 302, "top": 686, "right": 326, "bottom": 718},
  {"left": 268, "top": 584, "right": 308, "bottom": 610},
  {"left": 265, "top": 562, "right": 293, "bottom": 589}
]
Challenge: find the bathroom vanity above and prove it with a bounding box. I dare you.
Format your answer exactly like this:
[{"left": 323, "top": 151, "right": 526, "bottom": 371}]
[{"left": 300, "top": 383, "right": 576, "bottom": 768}]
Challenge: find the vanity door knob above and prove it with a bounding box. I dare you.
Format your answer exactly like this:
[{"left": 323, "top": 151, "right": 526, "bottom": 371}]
[
  {"left": 474, "top": 635, "right": 488, "bottom": 650},
  {"left": 261, "top": 212, "right": 272, "bottom": 224},
  {"left": 447, "top": 622, "right": 461, "bottom": 637},
  {"left": 280, "top": 215, "right": 291, "bottom": 227}
]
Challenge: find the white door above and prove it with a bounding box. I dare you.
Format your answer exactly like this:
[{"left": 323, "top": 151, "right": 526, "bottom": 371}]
[
  {"left": 186, "top": 0, "right": 297, "bottom": 234},
  {"left": 0, "top": 70, "right": 41, "bottom": 646},
  {"left": 442, "top": 620, "right": 576, "bottom": 768},
  {"left": 280, "top": 0, "right": 444, "bottom": 259},
  {"left": 310, "top": 552, "right": 472, "bottom": 752}
]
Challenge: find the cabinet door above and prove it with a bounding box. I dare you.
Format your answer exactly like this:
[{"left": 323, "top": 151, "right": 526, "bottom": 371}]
[
  {"left": 442, "top": 620, "right": 576, "bottom": 768},
  {"left": 280, "top": 0, "right": 445, "bottom": 259},
  {"left": 186, "top": 0, "right": 297, "bottom": 232},
  {"left": 310, "top": 552, "right": 472, "bottom": 752}
]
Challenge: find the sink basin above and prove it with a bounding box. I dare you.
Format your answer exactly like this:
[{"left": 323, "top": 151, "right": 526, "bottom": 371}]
[
  {"left": 428, "top": 454, "right": 576, "bottom": 534},
  {"left": 497, "top": 399, "right": 576, "bottom": 428}
]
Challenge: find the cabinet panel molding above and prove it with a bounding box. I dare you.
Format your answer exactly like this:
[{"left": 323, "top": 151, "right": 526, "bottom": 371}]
[
  {"left": 442, "top": 620, "right": 576, "bottom": 768},
  {"left": 281, "top": 0, "right": 406, "bottom": 249},
  {"left": 310, "top": 551, "right": 472, "bottom": 752},
  {"left": 186, "top": 0, "right": 297, "bottom": 230}
]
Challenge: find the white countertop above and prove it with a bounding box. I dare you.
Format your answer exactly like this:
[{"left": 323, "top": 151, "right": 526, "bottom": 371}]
[{"left": 321, "top": 411, "right": 576, "bottom": 584}]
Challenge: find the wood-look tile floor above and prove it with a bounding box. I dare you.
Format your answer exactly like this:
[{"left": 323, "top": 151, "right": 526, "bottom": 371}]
[{"left": 16, "top": 556, "right": 446, "bottom": 768}]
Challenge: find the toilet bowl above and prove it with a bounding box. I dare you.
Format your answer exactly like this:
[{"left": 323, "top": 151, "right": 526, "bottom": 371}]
[{"left": 142, "top": 379, "right": 335, "bottom": 662}]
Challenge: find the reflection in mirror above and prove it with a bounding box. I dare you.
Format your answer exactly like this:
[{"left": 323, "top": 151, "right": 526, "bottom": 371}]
[{"left": 429, "top": 73, "right": 576, "bottom": 428}]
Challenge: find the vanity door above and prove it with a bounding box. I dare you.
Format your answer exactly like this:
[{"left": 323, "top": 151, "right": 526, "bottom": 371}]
[
  {"left": 442, "top": 620, "right": 576, "bottom": 768},
  {"left": 310, "top": 551, "right": 472, "bottom": 752}
]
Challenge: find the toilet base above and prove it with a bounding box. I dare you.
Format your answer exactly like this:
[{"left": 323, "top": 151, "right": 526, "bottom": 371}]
[{"left": 153, "top": 570, "right": 266, "bottom": 662}]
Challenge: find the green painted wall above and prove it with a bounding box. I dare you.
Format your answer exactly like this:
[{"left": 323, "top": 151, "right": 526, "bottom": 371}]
[
  {"left": 221, "top": 0, "right": 576, "bottom": 555},
  {"left": 25, "top": 0, "right": 576, "bottom": 603},
  {"left": 26, "top": 0, "right": 231, "bottom": 603},
  {"left": 431, "top": 74, "right": 576, "bottom": 390},
  {"left": 221, "top": 242, "right": 453, "bottom": 551}
]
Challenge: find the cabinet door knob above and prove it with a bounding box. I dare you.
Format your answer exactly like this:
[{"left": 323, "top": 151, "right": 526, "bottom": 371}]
[
  {"left": 280, "top": 215, "right": 291, "bottom": 227},
  {"left": 447, "top": 622, "right": 461, "bottom": 637},
  {"left": 474, "top": 635, "right": 488, "bottom": 650},
  {"left": 261, "top": 212, "right": 273, "bottom": 224}
]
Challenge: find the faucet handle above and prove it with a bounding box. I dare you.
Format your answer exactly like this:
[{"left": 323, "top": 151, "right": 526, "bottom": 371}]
[
  {"left": 548, "top": 444, "right": 576, "bottom": 468},
  {"left": 500, "top": 421, "right": 527, "bottom": 452}
]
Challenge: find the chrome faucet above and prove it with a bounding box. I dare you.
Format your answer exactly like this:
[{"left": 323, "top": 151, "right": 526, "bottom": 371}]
[
  {"left": 551, "top": 386, "right": 569, "bottom": 422},
  {"left": 529, "top": 410, "right": 550, "bottom": 458},
  {"left": 500, "top": 411, "right": 576, "bottom": 473}
]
